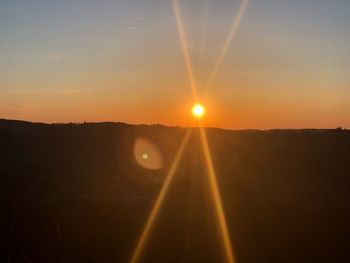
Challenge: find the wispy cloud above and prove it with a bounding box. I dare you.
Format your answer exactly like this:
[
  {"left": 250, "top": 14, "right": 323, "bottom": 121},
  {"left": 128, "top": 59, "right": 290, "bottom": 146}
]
[
  {"left": 8, "top": 89, "right": 82, "bottom": 95},
  {"left": 128, "top": 26, "right": 141, "bottom": 30},
  {"left": 0, "top": 104, "right": 22, "bottom": 115},
  {"left": 128, "top": 16, "right": 144, "bottom": 30},
  {"left": 48, "top": 55, "right": 65, "bottom": 61},
  {"left": 57, "top": 88, "right": 81, "bottom": 94},
  {"left": 0, "top": 104, "right": 38, "bottom": 117}
]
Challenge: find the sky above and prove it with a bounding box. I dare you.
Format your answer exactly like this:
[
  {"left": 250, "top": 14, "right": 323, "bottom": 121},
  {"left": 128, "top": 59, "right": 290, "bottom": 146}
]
[{"left": 0, "top": 0, "right": 349, "bottom": 129}]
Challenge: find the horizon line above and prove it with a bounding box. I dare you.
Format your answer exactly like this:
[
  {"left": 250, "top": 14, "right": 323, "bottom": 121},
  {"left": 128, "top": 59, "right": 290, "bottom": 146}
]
[{"left": 0, "top": 118, "right": 348, "bottom": 132}]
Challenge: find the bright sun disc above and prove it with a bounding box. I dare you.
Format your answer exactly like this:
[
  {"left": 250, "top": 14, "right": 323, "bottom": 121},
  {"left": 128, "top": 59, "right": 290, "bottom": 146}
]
[{"left": 192, "top": 103, "right": 205, "bottom": 118}]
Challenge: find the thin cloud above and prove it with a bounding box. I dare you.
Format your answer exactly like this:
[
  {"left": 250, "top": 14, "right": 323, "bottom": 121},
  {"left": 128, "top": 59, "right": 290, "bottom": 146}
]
[
  {"left": 57, "top": 89, "right": 81, "bottom": 94},
  {"left": 128, "top": 17, "right": 143, "bottom": 30},
  {"left": 48, "top": 55, "right": 65, "bottom": 61},
  {"left": 0, "top": 104, "right": 38, "bottom": 116},
  {"left": 8, "top": 89, "right": 82, "bottom": 95},
  {"left": 128, "top": 26, "right": 141, "bottom": 30}
]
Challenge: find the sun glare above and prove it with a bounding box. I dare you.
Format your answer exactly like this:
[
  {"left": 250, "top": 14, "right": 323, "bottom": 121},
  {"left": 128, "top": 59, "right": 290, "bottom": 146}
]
[{"left": 192, "top": 103, "right": 205, "bottom": 118}]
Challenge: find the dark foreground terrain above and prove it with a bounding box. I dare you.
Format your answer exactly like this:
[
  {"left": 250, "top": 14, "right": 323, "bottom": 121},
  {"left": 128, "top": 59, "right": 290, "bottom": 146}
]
[{"left": 0, "top": 119, "right": 349, "bottom": 263}]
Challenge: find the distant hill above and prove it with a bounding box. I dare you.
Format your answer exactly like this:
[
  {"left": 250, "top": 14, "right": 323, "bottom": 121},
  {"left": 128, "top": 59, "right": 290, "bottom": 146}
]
[{"left": 0, "top": 119, "right": 349, "bottom": 263}]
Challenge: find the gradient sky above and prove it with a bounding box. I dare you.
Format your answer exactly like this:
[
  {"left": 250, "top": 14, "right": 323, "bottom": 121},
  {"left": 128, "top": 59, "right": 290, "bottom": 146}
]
[{"left": 1, "top": 0, "right": 349, "bottom": 129}]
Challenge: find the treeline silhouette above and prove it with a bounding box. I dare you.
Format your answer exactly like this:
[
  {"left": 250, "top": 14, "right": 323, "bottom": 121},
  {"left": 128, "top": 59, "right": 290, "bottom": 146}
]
[{"left": 0, "top": 119, "right": 349, "bottom": 263}]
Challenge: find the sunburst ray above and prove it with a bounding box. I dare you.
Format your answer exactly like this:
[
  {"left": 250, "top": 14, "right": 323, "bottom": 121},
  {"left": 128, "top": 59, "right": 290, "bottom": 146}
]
[
  {"left": 172, "top": 0, "right": 199, "bottom": 100},
  {"left": 199, "top": 126, "right": 235, "bottom": 263},
  {"left": 204, "top": 0, "right": 250, "bottom": 94},
  {"left": 129, "top": 129, "right": 192, "bottom": 263}
]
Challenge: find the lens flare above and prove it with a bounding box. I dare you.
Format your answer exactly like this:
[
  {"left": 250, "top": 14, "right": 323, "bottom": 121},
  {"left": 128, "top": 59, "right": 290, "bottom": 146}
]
[
  {"left": 192, "top": 103, "right": 205, "bottom": 118},
  {"left": 199, "top": 127, "right": 235, "bottom": 263},
  {"left": 134, "top": 137, "right": 163, "bottom": 170},
  {"left": 172, "top": 0, "right": 198, "bottom": 100},
  {"left": 129, "top": 1, "right": 244, "bottom": 262},
  {"left": 204, "top": 0, "right": 250, "bottom": 94},
  {"left": 129, "top": 129, "right": 192, "bottom": 263},
  {"left": 142, "top": 153, "right": 149, "bottom": 160}
]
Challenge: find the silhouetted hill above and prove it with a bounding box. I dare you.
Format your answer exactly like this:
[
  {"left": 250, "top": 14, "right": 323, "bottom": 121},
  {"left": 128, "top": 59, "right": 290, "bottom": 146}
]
[{"left": 0, "top": 119, "right": 349, "bottom": 263}]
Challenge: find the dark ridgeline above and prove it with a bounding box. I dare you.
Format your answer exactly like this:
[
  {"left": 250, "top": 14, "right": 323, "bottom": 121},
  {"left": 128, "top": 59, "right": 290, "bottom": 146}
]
[{"left": 0, "top": 119, "right": 349, "bottom": 263}]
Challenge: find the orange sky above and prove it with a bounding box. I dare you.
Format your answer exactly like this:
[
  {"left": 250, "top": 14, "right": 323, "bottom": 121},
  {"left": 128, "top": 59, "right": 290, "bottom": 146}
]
[{"left": 1, "top": 0, "right": 349, "bottom": 129}]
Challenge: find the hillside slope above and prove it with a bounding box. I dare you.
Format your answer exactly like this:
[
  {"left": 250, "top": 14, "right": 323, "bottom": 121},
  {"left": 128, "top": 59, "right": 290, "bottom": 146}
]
[{"left": 0, "top": 119, "right": 349, "bottom": 263}]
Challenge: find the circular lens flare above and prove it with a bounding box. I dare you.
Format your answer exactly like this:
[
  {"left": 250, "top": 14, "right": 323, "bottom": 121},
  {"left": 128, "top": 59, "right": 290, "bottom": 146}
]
[
  {"left": 192, "top": 103, "right": 205, "bottom": 118},
  {"left": 142, "top": 153, "right": 149, "bottom": 160},
  {"left": 134, "top": 138, "right": 163, "bottom": 170}
]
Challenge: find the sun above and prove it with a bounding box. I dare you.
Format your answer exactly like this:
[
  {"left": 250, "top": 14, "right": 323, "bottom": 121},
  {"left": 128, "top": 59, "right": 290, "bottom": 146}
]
[{"left": 192, "top": 103, "right": 205, "bottom": 118}]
